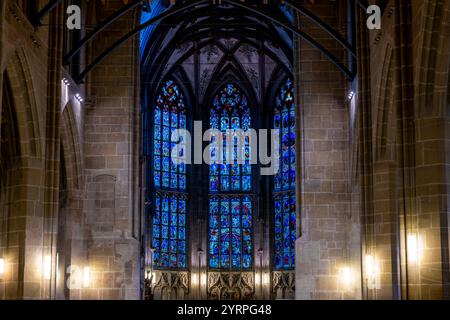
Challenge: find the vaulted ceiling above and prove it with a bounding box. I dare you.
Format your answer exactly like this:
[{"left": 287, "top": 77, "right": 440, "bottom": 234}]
[{"left": 140, "top": 0, "right": 295, "bottom": 104}]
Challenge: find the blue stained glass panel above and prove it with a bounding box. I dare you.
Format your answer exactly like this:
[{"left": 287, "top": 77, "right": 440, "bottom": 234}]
[
  {"left": 273, "top": 79, "right": 297, "bottom": 270},
  {"left": 178, "top": 241, "right": 186, "bottom": 254},
  {"left": 208, "top": 84, "right": 253, "bottom": 270},
  {"left": 178, "top": 255, "right": 186, "bottom": 268},
  {"left": 210, "top": 255, "right": 219, "bottom": 268},
  {"left": 209, "top": 196, "right": 253, "bottom": 270}
]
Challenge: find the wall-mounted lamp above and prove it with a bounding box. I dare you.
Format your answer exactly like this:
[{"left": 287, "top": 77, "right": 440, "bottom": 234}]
[
  {"left": 43, "top": 255, "right": 52, "bottom": 280},
  {"left": 83, "top": 266, "right": 90, "bottom": 288},
  {"left": 340, "top": 267, "right": 352, "bottom": 287},
  {"left": 75, "top": 93, "right": 84, "bottom": 103},
  {"left": 365, "top": 255, "right": 375, "bottom": 277},
  {"left": 365, "top": 255, "right": 380, "bottom": 290},
  {"left": 0, "top": 258, "right": 5, "bottom": 275},
  {"left": 407, "top": 234, "right": 422, "bottom": 263},
  {"left": 348, "top": 91, "right": 355, "bottom": 101},
  {"left": 192, "top": 273, "right": 199, "bottom": 286}
]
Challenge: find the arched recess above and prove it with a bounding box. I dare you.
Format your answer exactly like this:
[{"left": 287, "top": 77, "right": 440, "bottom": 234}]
[
  {"left": 415, "top": 0, "right": 450, "bottom": 117},
  {"left": 375, "top": 44, "right": 395, "bottom": 161},
  {"left": 0, "top": 71, "right": 24, "bottom": 299},
  {"left": 60, "top": 101, "right": 83, "bottom": 194},
  {"left": 0, "top": 50, "right": 44, "bottom": 297},
  {"left": 4, "top": 49, "right": 42, "bottom": 159}
]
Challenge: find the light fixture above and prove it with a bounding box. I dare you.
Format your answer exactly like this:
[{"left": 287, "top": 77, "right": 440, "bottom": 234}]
[
  {"left": 365, "top": 254, "right": 381, "bottom": 290},
  {"left": 83, "top": 266, "right": 90, "bottom": 288},
  {"left": 192, "top": 273, "right": 198, "bottom": 286},
  {"left": 348, "top": 91, "right": 355, "bottom": 100},
  {"left": 62, "top": 78, "right": 70, "bottom": 86},
  {"left": 75, "top": 93, "right": 84, "bottom": 103},
  {"left": 365, "top": 255, "right": 375, "bottom": 277},
  {"left": 407, "top": 234, "right": 422, "bottom": 263},
  {"left": 43, "top": 255, "right": 52, "bottom": 280},
  {"left": 340, "top": 267, "right": 352, "bottom": 287},
  {"left": 0, "top": 258, "right": 4, "bottom": 275}
]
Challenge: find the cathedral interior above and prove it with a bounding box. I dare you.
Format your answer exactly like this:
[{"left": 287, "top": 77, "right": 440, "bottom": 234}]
[{"left": 0, "top": 0, "right": 449, "bottom": 300}]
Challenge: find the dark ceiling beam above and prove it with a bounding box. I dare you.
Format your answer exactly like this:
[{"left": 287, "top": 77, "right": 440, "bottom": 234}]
[
  {"left": 75, "top": 0, "right": 209, "bottom": 83},
  {"left": 64, "top": 0, "right": 144, "bottom": 64},
  {"left": 283, "top": 0, "right": 355, "bottom": 57},
  {"left": 33, "top": 0, "right": 64, "bottom": 26}
]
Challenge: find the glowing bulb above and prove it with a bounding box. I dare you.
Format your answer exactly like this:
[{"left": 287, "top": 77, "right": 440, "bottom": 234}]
[
  {"left": 365, "top": 255, "right": 373, "bottom": 275},
  {"left": 83, "top": 267, "right": 90, "bottom": 288},
  {"left": 44, "top": 255, "right": 51, "bottom": 280},
  {"left": 192, "top": 273, "right": 198, "bottom": 286},
  {"left": 407, "top": 234, "right": 422, "bottom": 263},
  {"left": 365, "top": 255, "right": 381, "bottom": 289},
  {"left": 348, "top": 91, "right": 355, "bottom": 100},
  {"left": 0, "top": 258, "right": 4, "bottom": 275},
  {"left": 340, "top": 267, "right": 352, "bottom": 287}
]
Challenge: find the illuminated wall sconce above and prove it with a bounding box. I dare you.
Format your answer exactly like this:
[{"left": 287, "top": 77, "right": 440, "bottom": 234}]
[
  {"left": 340, "top": 267, "right": 352, "bottom": 288},
  {"left": 365, "top": 255, "right": 381, "bottom": 290},
  {"left": 0, "top": 258, "right": 5, "bottom": 276},
  {"left": 43, "top": 255, "right": 52, "bottom": 280},
  {"left": 348, "top": 91, "right": 355, "bottom": 101},
  {"left": 192, "top": 273, "right": 198, "bottom": 286},
  {"left": 82, "top": 267, "right": 90, "bottom": 288},
  {"left": 75, "top": 93, "right": 84, "bottom": 103},
  {"left": 407, "top": 234, "right": 423, "bottom": 264}
]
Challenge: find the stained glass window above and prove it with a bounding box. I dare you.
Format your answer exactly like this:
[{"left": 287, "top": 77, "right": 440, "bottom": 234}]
[
  {"left": 274, "top": 78, "right": 295, "bottom": 192},
  {"left": 209, "top": 196, "right": 253, "bottom": 270},
  {"left": 274, "top": 194, "right": 296, "bottom": 270},
  {"left": 152, "top": 193, "right": 187, "bottom": 269},
  {"left": 273, "top": 79, "right": 296, "bottom": 270},
  {"left": 153, "top": 79, "right": 187, "bottom": 190},
  {"left": 208, "top": 84, "right": 253, "bottom": 270},
  {"left": 209, "top": 84, "right": 252, "bottom": 193},
  {"left": 151, "top": 79, "right": 188, "bottom": 270}
]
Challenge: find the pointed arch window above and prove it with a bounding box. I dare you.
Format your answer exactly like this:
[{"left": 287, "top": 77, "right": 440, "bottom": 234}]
[
  {"left": 151, "top": 79, "right": 188, "bottom": 270},
  {"left": 208, "top": 84, "right": 253, "bottom": 270},
  {"left": 273, "top": 79, "right": 296, "bottom": 270}
]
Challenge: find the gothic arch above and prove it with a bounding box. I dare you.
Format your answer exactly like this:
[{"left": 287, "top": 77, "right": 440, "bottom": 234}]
[
  {"left": 60, "top": 100, "right": 83, "bottom": 194},
  {"left": 4, "top": 49, "right": 42, "bottom": 159},
  {"left": 415, "top": 0, "right": 450, "bottom": 117},
  {"left": 148, "top": 67, "right": 195, "bottom": 121},
  {"left": 264, "top": 66, "right": 292, "bottom": 120},
  {"left": 0, "top": 72, "right": 20, "bottom": 181},
  {"left": 202, "top": 64, "right": 258, "bottom": 114},
  {"left": 375, "top": 44, "right": 395, "bottom": 161}
]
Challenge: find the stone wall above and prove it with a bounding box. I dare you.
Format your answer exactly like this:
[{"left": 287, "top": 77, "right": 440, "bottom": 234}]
[
  {"left": 295, "top": 0, "right": 362, "bottom": 300},
  {"left": 82, "top": 0, "right": 141, "bottom": 300},
  {"left": 352, "top": 0, "right": 450, "bottom": 299}
]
